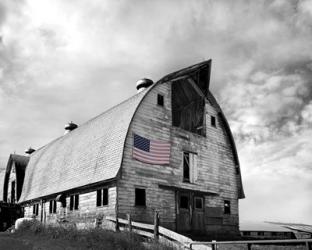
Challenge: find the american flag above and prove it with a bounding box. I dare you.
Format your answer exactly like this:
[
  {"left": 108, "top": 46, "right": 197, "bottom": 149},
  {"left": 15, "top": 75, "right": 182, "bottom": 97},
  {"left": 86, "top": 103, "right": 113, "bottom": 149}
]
[{"left": 133, "top": 133, "right": 171, "bottom": 165}]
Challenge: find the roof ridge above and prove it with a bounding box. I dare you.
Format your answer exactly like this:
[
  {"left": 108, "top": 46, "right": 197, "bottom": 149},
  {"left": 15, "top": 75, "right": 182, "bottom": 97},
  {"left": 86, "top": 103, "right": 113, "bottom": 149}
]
[{"left": 30, "top": 89, "right": 149, "bottom": 156}]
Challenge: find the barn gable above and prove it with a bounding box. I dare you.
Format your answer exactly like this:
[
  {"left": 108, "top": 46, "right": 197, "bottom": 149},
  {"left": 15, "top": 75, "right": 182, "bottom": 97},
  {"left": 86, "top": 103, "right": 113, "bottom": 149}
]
[
  {"left": 19, "top": 90, "right": 149, "bottom": 203},
  {"left": 3, "top": 154, "right": 29, "bottom": 203}
]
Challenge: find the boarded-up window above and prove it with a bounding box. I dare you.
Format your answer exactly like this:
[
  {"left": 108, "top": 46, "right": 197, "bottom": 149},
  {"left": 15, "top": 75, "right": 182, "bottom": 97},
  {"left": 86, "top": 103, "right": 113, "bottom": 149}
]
[
  {"left": 96, "top": 188, "right": 109, "bottom": 207},
  {"left": 135, "top": 188, "right": 146, "bottom": 206},
  {"left": 49, "top": 200, "right": 57, "bottom": 214},
  {"left": 183, "top": 152, "right": 198, "bottom": 183},
  {"left": 224, "top": 200, "right": 231, "bottom": 214}
]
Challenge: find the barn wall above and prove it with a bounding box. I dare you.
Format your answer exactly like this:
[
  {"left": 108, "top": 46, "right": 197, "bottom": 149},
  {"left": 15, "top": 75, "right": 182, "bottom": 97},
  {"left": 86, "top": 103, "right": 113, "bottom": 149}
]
[
  {"left": 119, "top": 81, "right": 240, "bottom": 237},
  {"left": 23, "top": 186, "right": 116, "bottom": 228}
]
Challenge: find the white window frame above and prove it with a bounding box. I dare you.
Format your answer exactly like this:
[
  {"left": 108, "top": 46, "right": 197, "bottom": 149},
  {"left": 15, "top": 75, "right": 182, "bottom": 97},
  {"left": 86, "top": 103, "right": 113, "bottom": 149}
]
[{"left": 183, "top": 151, "right": 198, "bottom": 183}]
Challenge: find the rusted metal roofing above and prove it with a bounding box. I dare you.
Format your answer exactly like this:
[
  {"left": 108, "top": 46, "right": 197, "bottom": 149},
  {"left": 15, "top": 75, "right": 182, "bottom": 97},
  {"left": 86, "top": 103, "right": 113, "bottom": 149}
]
[{"left": 19, "top": 90, "right": 148, "bottom": 202}]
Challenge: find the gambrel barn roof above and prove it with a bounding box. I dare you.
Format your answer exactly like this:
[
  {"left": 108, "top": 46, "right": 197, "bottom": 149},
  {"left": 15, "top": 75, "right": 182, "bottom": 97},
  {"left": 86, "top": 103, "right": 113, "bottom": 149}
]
[
  {"left": 19, "top": 60, "right": 244, "bottom": 202},
  {"left": 19, "top": 90, "right": 148, "bottom": 202}
]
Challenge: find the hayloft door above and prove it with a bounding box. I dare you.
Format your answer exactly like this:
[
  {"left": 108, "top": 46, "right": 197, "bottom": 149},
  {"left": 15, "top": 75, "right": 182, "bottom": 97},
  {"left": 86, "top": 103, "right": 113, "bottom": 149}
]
[{"left": 177, "top": 192, "right": 191, "bottom": 232}]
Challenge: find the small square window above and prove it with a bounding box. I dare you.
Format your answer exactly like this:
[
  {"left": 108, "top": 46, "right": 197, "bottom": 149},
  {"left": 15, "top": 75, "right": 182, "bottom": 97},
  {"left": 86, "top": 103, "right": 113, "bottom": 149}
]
[
  {"left": 180, "top": 195, "right": 189, "bottom": 209},
  {"left": 211, "top": 116, "right": 216, "bottom": 127},
  {"left": 194, "top": 197, "right": 203, "bottom": 210},
  {"left": 224, "top": 200, "right": 231, "bottom": 214},
  {"left": 157, "top": 94, "right": 164, "bottom": 106},
  {"left": 135, "top": 188, "right": 146, "bottom": 206}
]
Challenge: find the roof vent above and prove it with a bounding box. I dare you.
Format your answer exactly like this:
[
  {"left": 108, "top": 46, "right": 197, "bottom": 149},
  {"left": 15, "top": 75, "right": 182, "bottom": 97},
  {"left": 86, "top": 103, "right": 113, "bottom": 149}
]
[
  {"left": 64, "top": 122, "right": 78, "bottom": 134},
  {"left": 25, "top": 147, "right": 36, "bottom": 154},
  {"left": 136, "top": 78, "right": 153, "bottom": 93}
]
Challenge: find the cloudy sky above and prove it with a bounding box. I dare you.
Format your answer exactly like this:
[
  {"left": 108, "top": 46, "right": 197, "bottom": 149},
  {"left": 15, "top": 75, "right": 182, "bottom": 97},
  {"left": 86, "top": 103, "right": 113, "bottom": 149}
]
[{"left": 0, "top": 0, "right": 311, "bottom": 224}]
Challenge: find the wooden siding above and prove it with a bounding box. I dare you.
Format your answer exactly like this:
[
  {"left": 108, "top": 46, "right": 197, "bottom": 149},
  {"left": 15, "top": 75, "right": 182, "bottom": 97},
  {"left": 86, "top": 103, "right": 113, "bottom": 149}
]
[
  {"left": 119, "top": 81, "right": 240, "bottom": 236},
  {"left": 23, "top": 186, "right": 117, "bottom": 227}
]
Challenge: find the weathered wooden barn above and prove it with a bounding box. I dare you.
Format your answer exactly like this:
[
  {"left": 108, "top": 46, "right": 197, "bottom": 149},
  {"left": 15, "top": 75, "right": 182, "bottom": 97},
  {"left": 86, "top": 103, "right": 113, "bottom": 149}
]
[
  {"left": 1, "top": 60, "right": 244, "bottom": 239},
  {"left": 0, "top": 154, "right": 28, "bottom": 230}
]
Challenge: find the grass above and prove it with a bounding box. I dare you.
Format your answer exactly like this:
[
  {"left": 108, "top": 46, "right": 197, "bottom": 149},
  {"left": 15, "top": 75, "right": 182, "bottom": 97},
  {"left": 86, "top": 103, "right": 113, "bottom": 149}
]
[{"left": 0, "top": 220, "right": 175, "bottom": 250}]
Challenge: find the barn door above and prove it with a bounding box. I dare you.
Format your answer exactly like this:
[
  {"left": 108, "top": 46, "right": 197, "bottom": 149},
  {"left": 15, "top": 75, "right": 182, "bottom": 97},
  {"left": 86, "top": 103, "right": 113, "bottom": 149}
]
[
  {"left": 192, "top": 195, "right": 205, "bottom": 232},
  {"left": 176, "top": 192, "right": 191, "bottom": 232}
]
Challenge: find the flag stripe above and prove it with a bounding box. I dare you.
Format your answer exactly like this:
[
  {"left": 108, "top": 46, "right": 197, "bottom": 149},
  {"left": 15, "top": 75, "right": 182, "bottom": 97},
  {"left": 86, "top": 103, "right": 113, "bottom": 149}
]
[{"left": 133, "top": 133, "right": 170, "bottom": 165}]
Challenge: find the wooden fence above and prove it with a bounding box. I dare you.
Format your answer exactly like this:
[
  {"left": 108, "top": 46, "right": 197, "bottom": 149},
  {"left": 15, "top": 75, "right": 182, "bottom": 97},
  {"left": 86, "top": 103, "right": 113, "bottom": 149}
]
[
  {"left": 105, "top": 212, "right": 193, "bottom": 249},
  {"left": 104, "top": 212, "right": 312, "bottom": 250}
]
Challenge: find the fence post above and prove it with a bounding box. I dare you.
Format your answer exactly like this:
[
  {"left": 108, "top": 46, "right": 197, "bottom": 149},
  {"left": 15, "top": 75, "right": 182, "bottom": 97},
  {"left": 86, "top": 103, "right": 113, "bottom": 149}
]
[
  {"left": 127, "top": 214, "right": 132, "bottom": 232},
  {"left": 306, "top": 241, "right": 311, "bottom": 250},
  {"left": 115, "top": 214, "right": 119, "bottom": 232},
  {"left": 211, "top": 240, "right": 216, "bottom": 250},
  {"left": 154, "top": 211, "right": 159, "bottom": 240},
  {"left": 247, "top": 243, "right": 252, "bottom": 250}
]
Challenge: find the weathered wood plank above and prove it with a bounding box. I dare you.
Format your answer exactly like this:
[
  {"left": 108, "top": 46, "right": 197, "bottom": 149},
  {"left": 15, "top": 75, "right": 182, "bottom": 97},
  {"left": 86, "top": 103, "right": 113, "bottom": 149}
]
[{"left": 159, "top": 226, "right": 193, "bottom": 243}]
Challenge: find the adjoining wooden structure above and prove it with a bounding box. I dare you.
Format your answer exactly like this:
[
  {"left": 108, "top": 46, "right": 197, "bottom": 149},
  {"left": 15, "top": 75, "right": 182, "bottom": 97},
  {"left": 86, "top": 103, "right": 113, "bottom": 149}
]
[{"left": 1, "top": 60, "right": 245, "bottom": 239}]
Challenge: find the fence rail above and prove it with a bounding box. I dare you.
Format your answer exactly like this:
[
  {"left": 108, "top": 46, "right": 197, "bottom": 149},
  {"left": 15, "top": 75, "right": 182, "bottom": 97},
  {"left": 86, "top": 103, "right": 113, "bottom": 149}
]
[{"left": 190, "top": 239, "right": 312, "bottom": 250}]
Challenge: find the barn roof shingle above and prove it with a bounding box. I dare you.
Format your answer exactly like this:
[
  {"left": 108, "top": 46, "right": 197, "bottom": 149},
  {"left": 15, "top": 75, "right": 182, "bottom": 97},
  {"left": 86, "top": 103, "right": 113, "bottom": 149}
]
[{"left": 19, "top": 89, "right": 148, "bottom": 202}]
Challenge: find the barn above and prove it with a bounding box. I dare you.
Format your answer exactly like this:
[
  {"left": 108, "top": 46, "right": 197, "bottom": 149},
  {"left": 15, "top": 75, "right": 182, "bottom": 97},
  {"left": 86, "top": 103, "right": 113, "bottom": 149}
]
[{"left": 1, "top": 60, "right": 244, "bottom": 239}]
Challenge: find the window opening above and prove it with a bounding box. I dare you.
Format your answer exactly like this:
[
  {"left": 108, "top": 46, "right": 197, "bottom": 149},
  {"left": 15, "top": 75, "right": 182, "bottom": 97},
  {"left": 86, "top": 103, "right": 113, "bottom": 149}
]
[
  {"left": 74, "top": 194, "right": 79, "bottom": 210},
  {"left": 183, "top": 152, "right": 198, "bottom": 183},
  {"left": 183, "top": 152, "right": 190, "bottom": 182},
  {"left": 33, "top": 204, "right": 39, "bottom": 216},
  {"left": 49, "top": 200, "right": 57, "bottom": 214},
  {"left": 180, "top": 195, "right": 189, "bottom": 209},
  {"left": 96, "top": 188, "right": 109, "bottom": 206},
  {"left": 194, "top": 197, "right": 203, "bottom": 210},
  {"left": 103, "top": 188, "right": 108, "bottom": 205},
  {"left": 224, "top": 200, "right": 231, "bottom": 214},
  {"left": 172, "top": 79, "right": 206, "bottom": 136},
  {"left": 157, "top": 94, "right": 164, "bottom": 106},
  {"left": 70, "top": 195, "right": 79, "bottom": 211},
  {"left": 135, "top": 188, "right": 146, "bottom": 206},
  {"left": 211, "top": 116, "right": 216, "bottom": 127}
]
